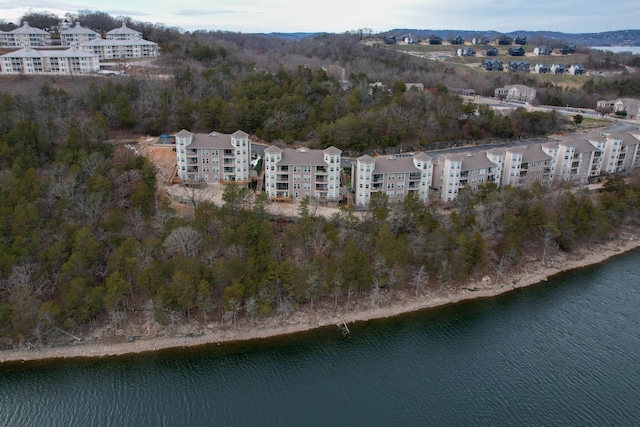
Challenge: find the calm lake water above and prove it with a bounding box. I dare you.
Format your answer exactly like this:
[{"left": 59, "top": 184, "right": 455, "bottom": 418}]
[
  {"left": 2, "top": 249, "right": 640, "bottom": 426},
  {"left": 591, "top": 46, "right": 640, "bottom": 54}
]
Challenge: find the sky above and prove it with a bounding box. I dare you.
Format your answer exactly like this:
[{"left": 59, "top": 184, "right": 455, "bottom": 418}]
[{"left": 1, "top": 0, "right": 639, "bottom": 34}]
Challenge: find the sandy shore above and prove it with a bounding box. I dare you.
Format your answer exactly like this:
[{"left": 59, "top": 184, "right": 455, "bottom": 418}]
[{"left": 2, "top": 233, "right": 639, "bottom": 364}]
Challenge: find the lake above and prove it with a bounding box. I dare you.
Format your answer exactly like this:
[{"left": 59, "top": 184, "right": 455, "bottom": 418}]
[{"left": 2, "top": 249, "right": 640, "bottom": 426}]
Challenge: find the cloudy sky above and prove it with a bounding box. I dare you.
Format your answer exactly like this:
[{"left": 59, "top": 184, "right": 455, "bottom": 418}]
[{"left": 1, "top": 0, "right": 639, "bottom": 34}]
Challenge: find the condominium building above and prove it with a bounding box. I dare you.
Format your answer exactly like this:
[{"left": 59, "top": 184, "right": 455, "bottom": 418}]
[
  {"left": 106, "top": 23, "right": 143, "bottom": 41},
  {"left": 60, "top": 22, "right": 100, "bottom": 46},
  {"left": 494, "top": 84, "right": 537, "bottom": 102},
  {"left": 263, "top": 146, "right": 342, "bottom": 202},
  {"left": 0, "top": 45, "right": 100, "bottom": 75},
  {"left": 80, "top": 38, "right": 158, "bottom": 59},
  {"left": 432, "top": 152, "right": 498, "bottom": 201},
  {"left": 0, "top": 22, "right": 52, "bottom": 47},
  {"left": 353, "top": 153, "right": 432, "bottom": 206},
  {"left": 175, "top": 130, "right": 251, "bottom": 184}
]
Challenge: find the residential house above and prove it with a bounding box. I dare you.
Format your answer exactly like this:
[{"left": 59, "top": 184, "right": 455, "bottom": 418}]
[
  {"left": 472, "top": 37, "right": 489, "bottom": 45},
  {"left": 494, "top": 84, "right": 536, "bottom": 102},
  {"left": 508, "top": 60, "right": 530, "bottom": 73},
  {"left": 481, "top": 59, "right": 503, "bottom": 71},
  {"left": 405, "top": 83, "right": 425, "bottom": 91},
  {"left": 596, "top": 98, "right": 640, "bottom": 119},
  {"left": 450, "top": 36, "right": 465, "bottom": 45},
  {"left": 264, "top": 146, "right": 342, "bottom": 202},
  {"left": 514, "top": 36, "right": 527, "bottom": 45},
  {"left": 533, "top": 46, "right": 552, "bottom": 55},
  {"left": 1, "top": 21, "right": 52, "bottom": 47},
  {"left": 568, "top": 64, "right": 585, "bottom": 75},
  {"left": 60, "top": 22, "right": 100, "bottom": 46},
  {"left": 175, "top": 130, "right": 251, "bottom": 184},
  {"left": 401, "top": 34, "right": 418, "bottom": 44},
  {"left": 508, "top": 46, "right": 525, "bottom": 56},
  {"left": 497, "top": 35, "right": 512, "bottom": 45},
  {"left": 457, "top": 47, "right": 476, "bottom": 57},
  {"left": 561, "top": 44, "right": 576, "bottom": 54},
  {"left": 429, "top": 35, "right": 443, "bottom": 45},
  {"left": 550, "top": 63, "right": 565, "bottom": 74},
  {"left": 484, "top": 46, "right": 499, "bottom": 56},
  {"left": 534, "top": 63, "right": 550, "bottom": 74},
  {"left": 0, "top": 45, "right": 100, "bottom": 75},
  {"left": 382, "top": 35, "right": 396, "bottom": 44},
  {"left": 353, "top": 153, "right": 432, "bottom": 206}
]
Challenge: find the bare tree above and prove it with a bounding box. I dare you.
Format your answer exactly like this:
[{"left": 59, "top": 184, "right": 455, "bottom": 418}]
[
  {"left": 412, "top": 265, "right": 429, "bottom": 297},
  {"left": 163, "top": 225, "right": 203, "bottom": 259}
]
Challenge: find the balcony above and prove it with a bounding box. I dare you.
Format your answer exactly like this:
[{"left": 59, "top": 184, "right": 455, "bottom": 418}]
[
  {"left": 316, "top": 166, "right": 327, "bottom": 173},
  {"left": 186, "top": 166, "right": 199, "bottom": 173},
  {"left": 315, "top": 176, "right": 327, "bottom": 183},
  {"left": 373, "top": 174, "right": 383, "bottom": 183},
  {"left": 187, "top": 158, "right": 198, "bottom": 164},
  {"left": 223, "top": 159, "right": 235, "bottom": 165},
  {"left": 315, "top": 184, "right": 328, "bottom": 191},
  {"left": 187, "top": 149, "right": 198, "bottom": 155},
  {"left": 409, "top": 172, "right": 421, "bottom": 180},
  {"left": 223, "top": 150, "right": 234, "bottom": 157},
  {"left": 276, "top": 183, "right": 289, "bottom": 190}
]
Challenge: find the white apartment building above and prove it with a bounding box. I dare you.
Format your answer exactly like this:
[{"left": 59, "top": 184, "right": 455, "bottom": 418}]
[
  {"left": 106, "top": 23, "right": 142, "bottom": 40},
  {"left": 0, "top": 22, "right": 52, "bottom": 47},
  {"left": 353, "top": 153, "right": 432, "bottom": 206},
  {"left": 263, "top": 146, "right": 342, "bottom": 202},
  {"left": 501, "top": 145, "right": 553, "bottom": 187},
  {"left": 494, "top": 84, "right": 537, "bottom": 102},
  {"left": 80, "top": 38, "right": 158, "bottom": 59},
  {"left": 0, "top": 45, "right": 100, "bottom": 75},
  {"left": 433, "top": 153, "right": 498, "bottom": 201},
  {"left": 175, "top": 130, "right": 251, "bottom": 184},
  {"left": 60, "top": 22, "right": 100, "bottom": 46}
]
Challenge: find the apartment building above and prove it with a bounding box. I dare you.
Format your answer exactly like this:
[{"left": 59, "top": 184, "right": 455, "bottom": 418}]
[
  {"left": 0, "top": 45, "right": 100, "bottom": 75},
  {"left": 175, "top": 130, "right": 251, "bottom": 184},
  {"left": 106, "top": 23, "right": 143, "bottom": 40},
  {"left": 433, "top": 153, "right": 498, "bottom": 201},
  {"left": 353, "top": 153, "right": 432, "bottom": 206},
  {"left": 0, "top": 22, "right": 52, "bottom": 47},
  {"left": 494, "top": 84, "right": 537, "bottom": 102},
  {"left": 60, "top": 22, "right": 100, "bottom": 46},
  {"left": 80, "top": 38, "right": 158, "bottom": 60},
  {"left": 501, "top": 145, "right": 554, "bottom": 187},
  {"left": 263, "top": 146, "right": 342, "bottom": 202}
]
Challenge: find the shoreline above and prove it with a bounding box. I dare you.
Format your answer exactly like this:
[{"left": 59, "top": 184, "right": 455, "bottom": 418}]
[{"left": 2, "top": 234, "right": 639, "bottom": 365}]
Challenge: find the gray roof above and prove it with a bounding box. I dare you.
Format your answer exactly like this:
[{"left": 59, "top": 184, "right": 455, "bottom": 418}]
[
  {"left": 371, "top": 155, "right": 420, "bottom": 174},
  {"left": 520, "top": 145, "right": 553, "bottom": 163},
  {"left": 62, "top": 23, "right": 99, "bottom": 35},
  {"left": 264, "top": 146, "right": 283, "bottom": 154},
  {"left": 323, "top": 146, "right": 341, "bottom": 155},
  {"left": 180, "top": 131, "right": 245, "bottom": 150},
  {"left": 459, "top": 153, "right": 497, "bottom": 172},
  {"left": 1, "top": 46, "right": 98, "bottom": 59},
  {"left": 11, "top": 22, "right": 49, "bottom": 35},
  {"left": 277, "top": 148, "right": 327, "bottom": 166},
  {"left": 106, "top": 23, "right": 141, "bottom": 36},
  {"left": 80, "top": 38, "right": 156, "bottom": 47},
  {"left": 357, "top": 154, "right": 375, "bottom": 164}
]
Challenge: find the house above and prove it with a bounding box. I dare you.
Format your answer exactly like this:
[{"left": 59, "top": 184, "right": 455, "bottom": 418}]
[
  {"left": 106, "top": 22, "right": 142, "bottom": 40},
  {"left": 484, "top": 46, "right": 499, "bottom": 56},
  {"left": 533, "top": 46, "right": 552, "bottom": 56},
  {"left": 514, "top": 36, "right": 527, "bottom": 45},
  {"left": 481, "top": 59, "right": 503, "bottom": 71},
  {"left": 405, "top": 83, "right": 425, "bottom": 91},
  {"left": 353, "top": 153, "right": 432, "bottom": 206},
  {"left": 457, "top": 47, "right": 476, "bottom": 57},
  {"left": 508, "top": 46, "right": 525, "bottom": 56},
  {"left": 568, "top": 64, "right": 585, "bottom": 75},
  {"left": 550, "top": 64, "right": 565, "bottom": 74},
  {"left": 534, "top": 63, "right": 550, "bottom": 74},
  {"left": 0, "top": 21, "right": 52, "bottom": 47},
  {"left": 401, "top": 34, "right": 418, "bottom": 44},
  {"left": 450, "top": 36, "right": 465, "bottom": 45},
  {"left": 0, "top": 45, "right": 100, "bottom": 75},
  {"left": 596, "top": 98, "right": 640, "bottom": 119},
  {"left": 382, "top": 35, "right": 396, "bottom": 44},
  {"left": 429, "top": 35, "right": 443, "bottom": 45},
  {"left": 508, "top": 61, "right": 530, "bottom": 73},
  {"left": 175, "top": 130, "right": 251, "bottom": 184},
  {"left": 60, "top": 22, "right": 100, "bottom": 46},
  {"left": 264, "top": 146, "right": 342, "bottom": 202},
  {"left": 497, "top": 35, "right": 512, "bottom": 45},
  {"left": 494, "top": 84, "right": 536, "bottom": 102},
  {"left": 561, "top": 44, "right": 576, "bottom": 54},
  {"left": 472, "top": 37, "right": 489, "bottom": 45}
]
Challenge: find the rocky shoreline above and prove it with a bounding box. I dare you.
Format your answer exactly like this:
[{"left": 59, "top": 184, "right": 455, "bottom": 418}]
[{"left": 2, "top": 232, "right": 639, "bottom": 365}]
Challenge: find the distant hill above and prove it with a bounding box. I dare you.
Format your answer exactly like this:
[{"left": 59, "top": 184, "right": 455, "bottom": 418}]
[{"left": 258, "top": 29, "right": 640, "bottom": 46}]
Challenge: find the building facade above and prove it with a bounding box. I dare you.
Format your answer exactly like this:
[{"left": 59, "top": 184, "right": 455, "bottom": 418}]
[
  {"left": 60, "top": 22, "right": 100, "bottom": 46},
  {"left": 0, "top": 22, "right": 52, "bottom": 47},
  {"left": 263, "top": 146, "right": 342, "bottom": 202},
  {"left": 175, "top": 130, "right": 251, "bottom": 184},
  {"left": 0, "top": 45, "right": 100, "bottom": 75},
  {"left": 80, "top": 38, "right": 158, "bottom": 59},
  {"left": 353, "top": 153, "right": 432, "bottom": 206}
]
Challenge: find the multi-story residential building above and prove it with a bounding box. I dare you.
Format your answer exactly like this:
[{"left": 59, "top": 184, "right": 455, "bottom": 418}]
[
  {"left": 596, "top": 98, "right": 640, "bottom": 119},
  {"left": 60, "top": 22, "right": 100, "bottom": 46},
  {"left": 263, "top": 146, "right": 342, "bottom": 202},
  {"left": 353, "top": 153, "right": 432, "bottom": 206},
  {"left": 0, "top": 45, "right": 100, "bottom": 75},
  {"left": 105, "top": 23, "right": 142, "bottom": 40},
  {"left": 80, "top": 38, "right": 158, "bottom": 59},
  {"left": 433, "top": 153, "right": 498, "bottom": 201},
  {"left": 175, "top": 130, "right": 251, "bottom": 184},
  {"left": 501, "top": 145, "right": 554, "bottom": 187},
  {"left": 494, "top": 84, "right": 536, "bottom": 102},
  {"left": 0, "top": 22, "right": 52, "bottom": 47}
]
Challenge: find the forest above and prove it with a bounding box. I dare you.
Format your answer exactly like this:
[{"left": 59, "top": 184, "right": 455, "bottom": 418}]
[{"left": 1, "top": 11, "right": 640, "bottom": 347}]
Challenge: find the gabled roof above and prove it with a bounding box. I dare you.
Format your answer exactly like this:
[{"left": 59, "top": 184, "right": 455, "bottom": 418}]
[
  {"left": 62, "top": 22, "right": 99, "bottom": 35},
  {"left": 323, "top": 146, "right": 342, "bottom": 155},
  {"left": 370, "top": 155, "right": 420, "bottom": 174},
  {"left": 106, "top": 22, "right": 141, "bottom": 36},
  {"left": 11, "top": 22, "right": 49, "bottom": 35},
  {"left": 276, "top": 148, "right": 328, "bottom": 166},
  {"left": 357, "top": 154, "right": 376, "bottom": 164},
  {"left": 264, "top": 145, "right": 283, "bottom": 154},
  {"left": 0, "top": 46, "right": 98, "bottom": 59}
]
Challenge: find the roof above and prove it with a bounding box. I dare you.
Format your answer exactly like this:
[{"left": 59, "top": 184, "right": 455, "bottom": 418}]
[
  {"left": 357, "top": 154, "right": 375, "bottom": 164},
  {"left": 520, "top": 145, "right": 553, "bottom": 163},
  {"left": 264, "top": 146, "right": 283, "bottom": 154},
  {"left": 323, "top": 146, "right": 341, "bottom": 155},
  {"left": 370, "top": 155, "right": 420, "bottom": 175},
  {"left": 187, "top": 132, "right": 236, "bottom": 150},
  {"left": 460, "top": 153, "right": 498, "bottom": 172},
  {"left": 277, "top": 148, "right": 328, "bottom": 166},
  {"left": 11, "top": 22, "right": 49, "bottom": 35},
  {"left": 80, "top": 39, "right": 156, "bottom": 47},
  {"left": 106, "top": 23, "right": 141, "bottom": 36},
  {"left": 62, "top": 23, "right": 99, "bottom": 35},
  {"left": 1, "top": 46, "right": 99, "bottom": 59}
]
